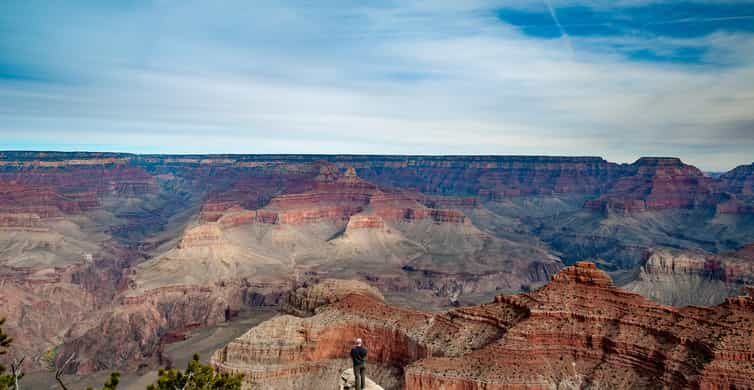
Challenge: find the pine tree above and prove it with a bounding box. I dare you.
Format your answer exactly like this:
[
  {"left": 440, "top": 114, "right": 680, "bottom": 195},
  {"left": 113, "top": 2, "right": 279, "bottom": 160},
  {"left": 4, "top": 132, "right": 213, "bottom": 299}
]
[
  {"left": 0, "top": 318, "right": 14, "bottom": 390},
  {"left": 85, "top": 372, "right": 121, "bottom": 390},
  {"left": 147, "top": 354, "right": 242, "bottom": 390}
]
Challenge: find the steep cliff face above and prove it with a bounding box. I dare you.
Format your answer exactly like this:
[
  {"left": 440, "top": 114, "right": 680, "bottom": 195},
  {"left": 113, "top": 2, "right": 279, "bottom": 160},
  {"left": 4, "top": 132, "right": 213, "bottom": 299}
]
[
  {"left": 0, "top": 269, "right": 98, "bottom": 362},
  {"left": 57, "top": 280, "right": 288, "bottom": 374},
  {"left": 341, "top": 156, "right": 624, "bottom": 198},
  {"left": 282, "top": 279, "right": 385, "bottom": 317},
  {"left": 625, "top": 247, "right": 754, "bottom": 306},
  {"left": 585, "top": 157, "right": 716, "bottom": 212},
  {"left": 718, "top": 162, "right": 754, "bottom": 201},
  {"left": 407, "top": 263, "right": 754, "bottom": 389},
  {"left": 214, "top": 266, "right": 754, "bottom": 390},
  {"left": 212, "top": 280, "right": 433, "bottom": 389}
]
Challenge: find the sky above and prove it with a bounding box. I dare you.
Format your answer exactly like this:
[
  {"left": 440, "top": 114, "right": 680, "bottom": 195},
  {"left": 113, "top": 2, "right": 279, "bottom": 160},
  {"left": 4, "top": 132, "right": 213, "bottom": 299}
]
[{"left": 1, "top": 0, "right": 754, "bottom": 171}]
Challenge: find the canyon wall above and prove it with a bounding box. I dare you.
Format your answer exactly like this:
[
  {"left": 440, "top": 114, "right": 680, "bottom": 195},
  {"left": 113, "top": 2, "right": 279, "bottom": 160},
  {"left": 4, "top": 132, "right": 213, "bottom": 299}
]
[
  {"left": 2, "top": 151, "right": 754, "bottom": 377},
  {"left": 625, "top": 247, "right": 754, "bottom": 306},
  {"left": 214, "top": 265, "right": 754, "bottom": 390}
]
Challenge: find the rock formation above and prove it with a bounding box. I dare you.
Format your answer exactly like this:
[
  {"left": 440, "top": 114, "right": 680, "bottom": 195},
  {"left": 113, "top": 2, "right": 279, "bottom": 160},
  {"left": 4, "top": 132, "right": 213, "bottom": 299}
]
[
  {"left": 584, "top": 157, "right": 716, "bottom": 212},
  {"left": 625, "top": 248, "right": 754, "bottom": 306},
  {"left": 282, "top": 279, "right": 385, "bottom": 317},
  {"left": 340, "top": 368, "right": 384, "bottom": 390},
  {"left": 2, "top": 151, "right": 754, "bottom": 379},
  {"left": 718, "top": 162, "right": 754, "bottom": 202},
  {"left": 214, "top": 264, "right": 754, "bottom": 390}
]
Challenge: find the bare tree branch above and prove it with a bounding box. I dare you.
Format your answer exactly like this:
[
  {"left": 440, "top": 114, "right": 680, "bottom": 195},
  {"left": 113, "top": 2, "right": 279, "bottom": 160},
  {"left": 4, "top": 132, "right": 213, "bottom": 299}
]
[
  {"left": 11, "top": 356, "right": 25, "bottom": 390},
  {"left": 54, "top": 353, "right": 75, "bottom": 390}
]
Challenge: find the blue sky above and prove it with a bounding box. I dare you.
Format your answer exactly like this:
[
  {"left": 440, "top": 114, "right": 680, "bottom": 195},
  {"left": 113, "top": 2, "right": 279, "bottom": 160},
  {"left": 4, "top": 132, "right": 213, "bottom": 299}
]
[{"left": 1, "top": 0, "right": 753, "bottom": 170}]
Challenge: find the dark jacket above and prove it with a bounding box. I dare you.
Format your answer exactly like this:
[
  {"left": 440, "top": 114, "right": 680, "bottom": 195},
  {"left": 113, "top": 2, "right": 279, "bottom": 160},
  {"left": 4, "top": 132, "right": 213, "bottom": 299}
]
[{"left": 350, "top": 345, "right": 367, "bottom": 366}]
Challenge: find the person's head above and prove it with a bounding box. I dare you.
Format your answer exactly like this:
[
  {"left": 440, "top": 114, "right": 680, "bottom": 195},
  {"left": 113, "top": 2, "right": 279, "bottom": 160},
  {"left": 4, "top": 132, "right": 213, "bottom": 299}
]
[{"left": 355, "top": 338, "right": 363, "bottom": 346}]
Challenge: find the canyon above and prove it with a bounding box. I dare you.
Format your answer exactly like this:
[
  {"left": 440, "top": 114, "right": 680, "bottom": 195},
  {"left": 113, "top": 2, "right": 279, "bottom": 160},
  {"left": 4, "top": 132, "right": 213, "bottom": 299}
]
[{"left": 0, "top": 151, "right": 753, "bottom": 385}]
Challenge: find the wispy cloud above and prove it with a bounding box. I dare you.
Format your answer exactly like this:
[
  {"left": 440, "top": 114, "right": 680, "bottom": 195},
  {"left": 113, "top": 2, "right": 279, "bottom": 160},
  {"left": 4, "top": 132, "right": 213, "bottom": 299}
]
[{"left": 0, "top": 0, "right": 753, "bottom": 170}]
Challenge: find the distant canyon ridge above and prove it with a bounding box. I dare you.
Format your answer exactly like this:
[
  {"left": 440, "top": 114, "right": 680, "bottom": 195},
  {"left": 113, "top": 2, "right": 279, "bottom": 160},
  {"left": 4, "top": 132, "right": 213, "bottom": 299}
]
[{"left": 0, "top": 151, "right": 753, "bottom": 377}]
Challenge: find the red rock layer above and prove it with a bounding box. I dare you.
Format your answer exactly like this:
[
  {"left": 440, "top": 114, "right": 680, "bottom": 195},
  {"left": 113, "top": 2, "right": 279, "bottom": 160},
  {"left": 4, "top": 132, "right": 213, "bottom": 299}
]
[
  {"left": 214, "top": 264, "right": 754, "bottom": 390},
  {"left": 335, "top": 156, "right": 624, "bottom": 198},
  {"left": 0, "top": 243, "right": 139, "bottom": 370},
  {"left": 177, "top": 224, "right": 225, "bottom": 248},
  {"left": 716, "top": 196, "right": 754, "bottom": 215},
  {"left": 0, "top": 212, "right": 46, "bottom": 230},
  {"left": 346, "top": 214, "right": 386, "bottom": 230},
  {"left": 201, "top": 163, "right": 473, "bottom": 228},
  {"left": 281, "top": 279, "right": 385, "bottom": 317},
  {"left": 585, "top": 157, "right": 716, "bottom": 212},
  {"left": 5, "top": 153, "right": 751, "bottom": 215},
  {"left": 718, "top": 162, "right": 754, "bottom": 200},
  {"left": 409, "top": 263, "right": 754, "bottom": 389},
  {"left": 0, "top": 166, "right": 157, "bottom": 218}
]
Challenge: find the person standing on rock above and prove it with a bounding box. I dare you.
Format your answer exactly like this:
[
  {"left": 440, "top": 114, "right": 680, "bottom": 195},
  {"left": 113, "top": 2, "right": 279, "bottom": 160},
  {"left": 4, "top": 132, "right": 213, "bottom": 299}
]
[{"left": 350, "top": 338, "right": 368, "bottom": 390}]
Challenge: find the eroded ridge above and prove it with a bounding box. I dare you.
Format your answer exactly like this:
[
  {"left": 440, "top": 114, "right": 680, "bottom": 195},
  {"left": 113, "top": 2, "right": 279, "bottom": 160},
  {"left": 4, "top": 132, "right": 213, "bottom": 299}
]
[{"left": 213, "top": 265, "right": 754, "bottom": 390}]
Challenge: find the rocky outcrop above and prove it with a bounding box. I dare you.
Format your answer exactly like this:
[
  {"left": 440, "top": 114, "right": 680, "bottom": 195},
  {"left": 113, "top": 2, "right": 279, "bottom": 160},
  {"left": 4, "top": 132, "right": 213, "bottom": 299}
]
[
  {"left": 178, "top": 224, "right": 225, "bottom": 248},
  {"left": 625, "top": 248, "right": 754, "bottom": 306},
  {"left": 0, "top": 270, "right": 98, "bottom": 365},
  {"left": 718, "top": 162, "right": 754, "bottom": 201},
  {"left": 214, "top": 264, "right": 754, "bottom": 390},
  {"left": 340, "top": 368, "right": 384, "bottom": 390},
  {"left": 346, "top": 214, "right": 385, "bottom": 230},
  {"left": 585, "top": 157, "right": 716, "bottom": 212},
  {"left": 58, "top": 280, "right": 287, "bottom": 374},
  {"left": 282, "top": 279, "right": 385, "bottom": 317},
  {"left": 212, "top": 295, "right": 433, "bottom": 389}
]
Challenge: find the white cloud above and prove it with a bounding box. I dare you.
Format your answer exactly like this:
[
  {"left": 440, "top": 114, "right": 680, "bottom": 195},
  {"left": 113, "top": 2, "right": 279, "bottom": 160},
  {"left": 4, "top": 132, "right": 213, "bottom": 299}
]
[{"left": 0, "top": 0, "right": 753, "bottom": 171}]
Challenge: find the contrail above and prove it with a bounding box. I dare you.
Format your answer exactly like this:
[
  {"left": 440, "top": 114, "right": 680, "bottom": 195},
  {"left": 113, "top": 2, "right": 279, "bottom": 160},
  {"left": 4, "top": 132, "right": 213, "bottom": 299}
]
[
  {"left": 647, "top": 15, "right": 754, "bottom": 25},
  {"left": 543, "top": 0, "right": 574, "bottom": 54}
]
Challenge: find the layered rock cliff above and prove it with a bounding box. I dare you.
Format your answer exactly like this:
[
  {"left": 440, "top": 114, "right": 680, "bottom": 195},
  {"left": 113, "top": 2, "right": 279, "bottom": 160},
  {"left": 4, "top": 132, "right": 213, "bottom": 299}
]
[
  {"left": 719, "top": 162, "right": 754, "bottom": 201},
  {"left": 584, "top": 157, "right": 716, "bottom": 212},
  {"left": 2, "top": 151, "right": 754, "bottom": 378},
  {"left": 214, "top": 266, "right": 754, "bottom": 390},
  {"left": 624, "top": 246, "right": 754, "bottom": 306}
]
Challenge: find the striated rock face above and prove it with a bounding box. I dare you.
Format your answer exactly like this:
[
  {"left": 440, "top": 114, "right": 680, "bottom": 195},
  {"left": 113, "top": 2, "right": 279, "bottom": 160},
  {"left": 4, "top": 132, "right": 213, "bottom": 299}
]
[
  {"left": 2, "top": 151, "right": 753, "bottom": 378},
  {"left": 719, "top": 162, "right": 754, "bottom": 201},
  {"left": 59, "top": 280, "right": 288, "bottom": 374},
  {"left": 212, "top": 295, "right": 433, "bottom": 389},
  {"left": 407, "top": 263, "right": 754, "bottom": 389},
  {"left": 282, "top": 279, "right": 385, "bottom": 317},
  {"left": 0, "top": 166, "right": 157, "bottom": 215},
  {"left": 625, "top": 248, "right": 754, "bottom": 306},
  {"left": 346, "top": 214, "right": 385, "bottom": 230},
  {"left": 178, "top": 224, "right": 225, "bottom": 248},
  {"left": 0, "top": 270, "right": 98, "bottom": 363},
  {"left": 585, "top": 157, "right": 716, "bottom": 212},
  {"left": 214, "top": 264, "right": 754, "bottom": 390},
  {"left": 337, "top": 156, "right": 624, "bottom": 198},
  {"left": 549, "top": 260, "right": 613, "bottom": 286}
]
